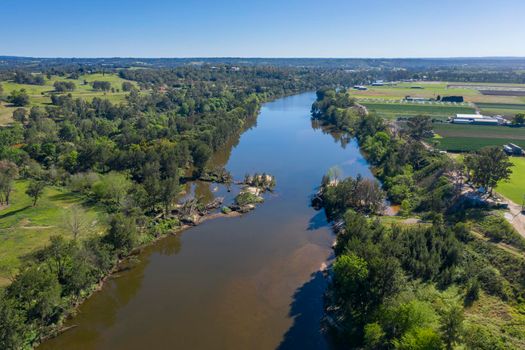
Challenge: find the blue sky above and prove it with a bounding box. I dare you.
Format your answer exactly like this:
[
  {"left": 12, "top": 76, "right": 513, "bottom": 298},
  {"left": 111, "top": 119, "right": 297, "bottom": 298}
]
[{"left": 1, "top": 0, "right": 524, "bottom": 58}]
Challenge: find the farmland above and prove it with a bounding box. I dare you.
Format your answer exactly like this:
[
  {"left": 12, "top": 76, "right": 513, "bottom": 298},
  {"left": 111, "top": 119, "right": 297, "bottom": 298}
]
[
  {"left": 0, "top": 73, "right": 138, "bottom": 125},
  {"left": 362, "top": 101, "right": 475, "bottom": 120},
  {"left": 0, "top": 181, "right": 107, "bottom": 286},
  {"left": 497, "top": 157, "right": 525, "bottom": 204},
  {"left": 430, "top": 123, "right": 525, "bottom": 151},
  {"left": 350, "top": 81, "right": 525, "bottom": 114}
]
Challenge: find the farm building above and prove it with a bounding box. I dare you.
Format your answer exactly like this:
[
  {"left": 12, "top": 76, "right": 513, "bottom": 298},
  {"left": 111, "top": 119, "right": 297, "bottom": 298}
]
[
  {"left": 405, "top": 96, "right": 431, "bottom": 102},
  {"left": 504, "top": 143, "right": 524, "bottom": 156},
  {"left": 451, "top": 114, "right": 500, "bottom": 125},
  {"left": 353, "top": 85, "right": 368, "bottom": 91}
]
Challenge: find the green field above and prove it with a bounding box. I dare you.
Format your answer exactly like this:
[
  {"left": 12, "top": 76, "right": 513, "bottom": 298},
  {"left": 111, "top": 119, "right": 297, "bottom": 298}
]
[
  {"left": 497, "top": 157, "right": 525, "bottom": 204},
  {"left": 351, "top": 82, "right": 480, "bottom": 101},
  {"left": 362, "top": 101, "right": 475, "bottom": 120},
  {"left": 431, "top": 123, "right": 525, "bottom": 152},
  {"left": 0, "top": 181, "right": 107, "bottom": 286},
  {"left": 0, "top": 73, "right": 138, "bottom": 125},
  {"left": 351, "top": 81, "right": 525, "bottom": 117},
  {"left": 477, "top": 102, "right": 525, "bottom": 117}
]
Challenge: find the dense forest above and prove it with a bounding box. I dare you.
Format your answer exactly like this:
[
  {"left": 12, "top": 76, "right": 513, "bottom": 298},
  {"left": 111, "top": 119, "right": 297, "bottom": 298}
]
[{"left": 312, "top": 89, "right": 525, "bottom": 349}]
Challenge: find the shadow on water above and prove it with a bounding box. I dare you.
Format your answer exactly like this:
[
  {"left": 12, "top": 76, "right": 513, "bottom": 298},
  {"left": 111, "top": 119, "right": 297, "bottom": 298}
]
[
  {"left": 277, "top": 271, "right": 329, "bottom": 350},
  {"left": 307, "top": 209, "right": 329, "bottom": 231}
]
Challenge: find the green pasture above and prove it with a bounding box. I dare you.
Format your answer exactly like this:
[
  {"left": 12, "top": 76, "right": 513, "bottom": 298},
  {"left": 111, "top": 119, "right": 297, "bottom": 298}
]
[
  {"left": 431, "top": 123, "right": 525, "bottom": 152},
  {"left": 0, "top": 73, "right": 137, "bottom": 125},
  {"left": 362, "top": 102, "right": 475, "bottom": 119},
  {"left": 497, "top": 157, "right": 525, "bottom": 204},
  {"left": 0, "top": 181, "right": 107, "bottom": 286}
]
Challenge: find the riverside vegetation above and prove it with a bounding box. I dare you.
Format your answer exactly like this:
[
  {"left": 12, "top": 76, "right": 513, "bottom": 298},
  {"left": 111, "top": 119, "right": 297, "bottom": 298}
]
[
  {"left": 312, "top": 88, "right": 525, "bottom": 349},
  {"left": 0, "top": 65, "right": 347, "bottom": 349}
]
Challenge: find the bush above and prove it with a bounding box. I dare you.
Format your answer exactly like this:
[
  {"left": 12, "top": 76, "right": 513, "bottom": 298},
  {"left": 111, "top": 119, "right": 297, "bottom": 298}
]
[{"left": 234, "top": 191, "right": 263, "bottom": 206}]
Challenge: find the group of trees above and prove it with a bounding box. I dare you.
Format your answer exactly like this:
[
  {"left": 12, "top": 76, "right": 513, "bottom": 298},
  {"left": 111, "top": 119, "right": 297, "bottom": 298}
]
[
  {"left": 7, "top": 89, "right": 30, "bottom": 107},
  {"left": 53, "top": 81, "right": 75, "bottom": 92},
  {"left": 312, "top": 89, "right": 525, "bottom": 349},
  {"left": 0, "top": 65, "right": 356, "bottom": 348},
  {"left": 13, "top": 71, "right": 45, "bottom": 85},
  {"left": 464, "top": 147, "right": 513, "bottom": 194},
  {"left": 91, "top": 80, "right": 111, "bottom": 91}
]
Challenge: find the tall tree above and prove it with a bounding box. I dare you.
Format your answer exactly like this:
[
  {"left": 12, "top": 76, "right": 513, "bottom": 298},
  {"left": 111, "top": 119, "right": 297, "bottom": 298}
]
[
  {"left": 0, "top": 161, "right": 18, "bottom": 205},
  {"left": 464, "top": 146, "right": 512, "bottom": 194},
  {"left": 405, "top": 115, "right": 433, "bottom": 140},
  {"left": 26, "top": 180, "right": 45, "bottom": 206}
]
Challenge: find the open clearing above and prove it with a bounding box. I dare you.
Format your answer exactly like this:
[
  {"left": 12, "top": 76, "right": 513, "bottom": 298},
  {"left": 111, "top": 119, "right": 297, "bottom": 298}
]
[
  {"left": 0, "top": 181, "right": 107, "bottom": 286},
  {"left": 497, "top": 157, "right": 525, "bottom": 205},
  {"left": 0, "top": 73, "right": 137, "bottom": 125}
]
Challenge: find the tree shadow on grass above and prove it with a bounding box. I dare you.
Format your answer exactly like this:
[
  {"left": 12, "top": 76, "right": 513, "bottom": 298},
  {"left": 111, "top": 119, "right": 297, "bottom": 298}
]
[
  {"left": 0, "top": 205, "right": 31, "bottom": 220},
  {"left": 277, "top": 271, "right": 330, "bottom": 350}
]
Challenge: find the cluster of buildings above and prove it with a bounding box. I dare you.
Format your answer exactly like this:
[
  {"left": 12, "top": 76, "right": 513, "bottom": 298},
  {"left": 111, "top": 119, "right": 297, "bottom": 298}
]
[{"left": 451, "top": 114, "right": 509, "bottom": 126}]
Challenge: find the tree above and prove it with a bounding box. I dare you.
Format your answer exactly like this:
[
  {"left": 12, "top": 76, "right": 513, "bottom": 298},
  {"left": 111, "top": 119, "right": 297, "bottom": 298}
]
[
  {"left": 53, "top": 81, "right": 75, "bottom": 92},
  {"left": 464, "top": 146, "right": 512, "bottom": 194},
  {"left": 160, "top": 176, "right": 180, "bottom": 215},
  {"left": 92, "top": 81, "right": 111, "bottom": 91},
  {"left": 7, "top": 266, "right": 61, "bottom": 323},
  {"left": 0, "top": 293, "right": 26, "bottom": 350},
  {"left": 26, "top": 180, "right": 45, "bottom": 206},
  {"left": 406, "top": 115, "right": 433, "bottom": 140},
  {"left": 440, "top": 304, "right": 464, "bottom": 350},
  {"left": 63, "top": 205, "right": 89, "bottom": 240},
  {"left": 7, "top": 89, "right": 30, "bottom": 107},
  {"left": 0, "top": 161, "right": 18, "bottom": 206},
  {"left": 105, "top": 213, "right": 138, "bottom": 253},
  {"left": 512, "top": 113, "right": 525, "bottom": 126},
  {"left": 122, "top": 81, "right": 135, "bottom": 92},
  {"left": 192, "top": 143, "right": 212, "bottom": 176},
  {"left": 12, "top": 107, "right": 27, "bottom": 124}
]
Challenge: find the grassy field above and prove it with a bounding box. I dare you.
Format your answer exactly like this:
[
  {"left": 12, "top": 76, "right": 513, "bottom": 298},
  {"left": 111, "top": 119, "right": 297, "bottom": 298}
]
[
  {"left": 350, "top": 81, "right": 525, "bottom": 114},
  {"left": 0, "top": 73, "right": 137, "bottom": 125},
  {"left": 477, "top": 103, "right": 525, "bottom": 117},
  {"left": 362, "top": 101, "right": 475, "bottom": 120},
  {"left": 0, "top": 181, "right": 107, "bottom": 286},
  {"left": 497, "top": 157, "right": 525, "bottom": 204},
  {"left": 351, "top": 82, "right": 479, "bottom": 101},
  {"left": 430, "top": 123, "right": 525, "bottom": 152}
]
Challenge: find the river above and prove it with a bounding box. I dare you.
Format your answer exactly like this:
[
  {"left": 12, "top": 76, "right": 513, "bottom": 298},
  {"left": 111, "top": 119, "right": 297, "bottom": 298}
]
[{"left": 38, "top": 92, "right": 373, "bottom": 350}]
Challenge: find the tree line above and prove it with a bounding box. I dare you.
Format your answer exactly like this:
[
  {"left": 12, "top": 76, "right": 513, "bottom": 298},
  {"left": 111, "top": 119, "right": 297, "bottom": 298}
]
[{"left": 312, "top": 89, "right": 525, "bottom": 349}]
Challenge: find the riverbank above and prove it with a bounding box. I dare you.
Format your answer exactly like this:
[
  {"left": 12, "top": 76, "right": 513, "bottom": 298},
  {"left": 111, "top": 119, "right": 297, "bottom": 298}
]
[
  {"left": 36, "top": 92, "right": 371, "bottom": 350},
  {"left": 312, "top": 88, "right": 525, "bottom": 349}
]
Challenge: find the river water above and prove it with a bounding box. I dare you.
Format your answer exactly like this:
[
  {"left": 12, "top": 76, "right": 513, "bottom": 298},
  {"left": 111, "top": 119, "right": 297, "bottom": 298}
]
[{"left": 39, "top": 92, "right": 373, "bottom": 350}]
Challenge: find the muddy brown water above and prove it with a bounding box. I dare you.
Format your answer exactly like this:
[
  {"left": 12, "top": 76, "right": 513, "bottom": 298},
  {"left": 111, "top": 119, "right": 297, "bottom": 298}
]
[{"left": 38, "top": 92, "right": 373, "bottom": 350}]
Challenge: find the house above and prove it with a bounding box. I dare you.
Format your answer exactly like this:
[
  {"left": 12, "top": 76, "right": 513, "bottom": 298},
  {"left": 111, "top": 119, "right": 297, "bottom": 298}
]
[{"left": 372, "top": 80, "right": 384, "bottom": 86}]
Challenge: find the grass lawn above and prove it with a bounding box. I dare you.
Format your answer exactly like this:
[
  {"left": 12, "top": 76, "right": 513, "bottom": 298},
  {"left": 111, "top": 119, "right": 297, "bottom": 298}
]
[
  {"left": 0, "top": 181, "right": 107, "bottom": 286},
  {"left": 497, "top": 157, "right": 525, "bottom": 204},
  {"left": 361, "top": 101, "right": 475, "bottom": 120},
  {"left": 0, "top": 73, "right": 138, "bottom": 125}
]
